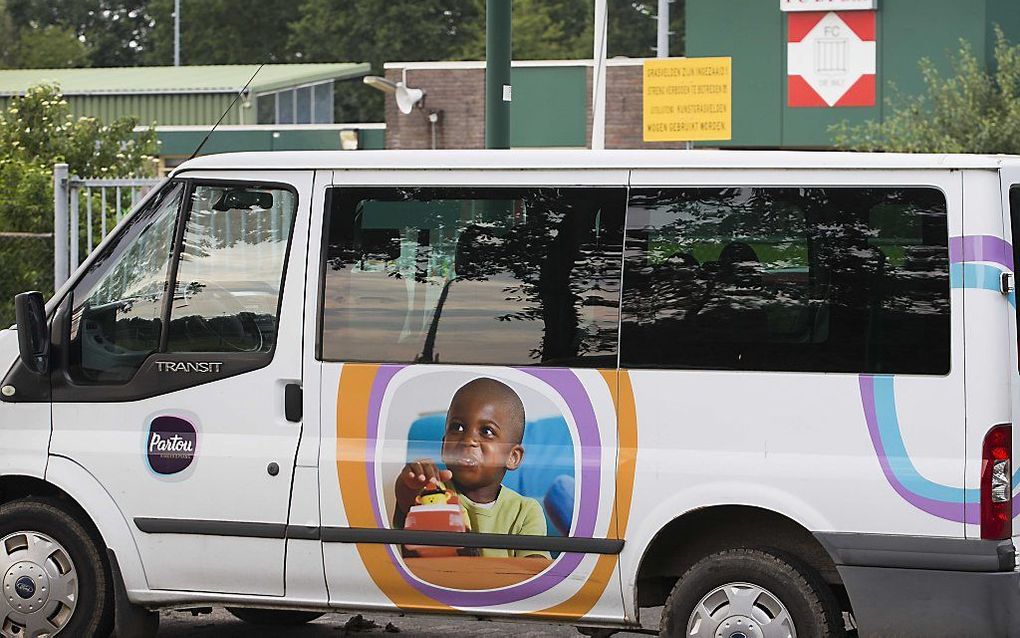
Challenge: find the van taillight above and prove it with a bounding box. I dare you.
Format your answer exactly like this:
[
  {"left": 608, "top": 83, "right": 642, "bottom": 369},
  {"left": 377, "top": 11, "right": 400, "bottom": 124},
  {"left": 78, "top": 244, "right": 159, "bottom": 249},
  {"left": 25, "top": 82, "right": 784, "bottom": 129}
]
[{"left": 981, "top": 424, "right": 1012, "bottom": 540}]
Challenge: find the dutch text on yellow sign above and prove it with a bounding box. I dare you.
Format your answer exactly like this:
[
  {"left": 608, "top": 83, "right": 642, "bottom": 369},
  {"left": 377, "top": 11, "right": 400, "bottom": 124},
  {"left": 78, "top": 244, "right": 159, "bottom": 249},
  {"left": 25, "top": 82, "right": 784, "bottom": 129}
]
[{"left": 643, "top": 57, "right": 732, "bottom": 142}]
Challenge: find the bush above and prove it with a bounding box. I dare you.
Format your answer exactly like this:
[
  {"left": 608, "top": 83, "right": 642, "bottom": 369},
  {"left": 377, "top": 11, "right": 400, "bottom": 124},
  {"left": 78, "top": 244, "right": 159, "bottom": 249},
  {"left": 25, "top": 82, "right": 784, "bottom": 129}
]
[
  {"left": 0, "top": 84, "right": 157, "bottom": 325},
  {"left": 832, "top": 27, "right": 1020, "bottom": 154}
]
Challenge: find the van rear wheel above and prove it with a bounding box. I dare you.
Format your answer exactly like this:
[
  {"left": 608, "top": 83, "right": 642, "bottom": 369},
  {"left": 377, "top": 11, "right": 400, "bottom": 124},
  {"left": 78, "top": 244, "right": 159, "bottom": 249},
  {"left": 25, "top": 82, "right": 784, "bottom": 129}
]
[
  {"left": 227, "top": 607, "right": 324, "bottom": 626},
  {"left": 660, "top": 548, "right": 842, "bottom": 638},
  {"left": 0, "top": 498, "right": 113, "bottom": 637}
]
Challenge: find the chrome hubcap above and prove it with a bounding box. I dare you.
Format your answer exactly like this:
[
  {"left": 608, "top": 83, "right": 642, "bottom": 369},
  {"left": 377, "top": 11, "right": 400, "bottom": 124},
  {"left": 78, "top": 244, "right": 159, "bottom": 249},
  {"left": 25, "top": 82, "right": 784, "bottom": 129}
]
[
  {"left": 0, "top": 532, "right": 77, "bottom": 637},
  {"left": 687, "top": 582, "right": 796, "bottom": 638}
]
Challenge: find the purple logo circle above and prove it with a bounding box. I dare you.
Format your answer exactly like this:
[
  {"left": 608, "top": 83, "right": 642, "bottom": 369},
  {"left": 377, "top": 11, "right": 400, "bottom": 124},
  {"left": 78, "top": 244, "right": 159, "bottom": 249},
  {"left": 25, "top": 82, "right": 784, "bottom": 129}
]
[{"left": 146, "top": 416, "right": 197, "bottom": 475}]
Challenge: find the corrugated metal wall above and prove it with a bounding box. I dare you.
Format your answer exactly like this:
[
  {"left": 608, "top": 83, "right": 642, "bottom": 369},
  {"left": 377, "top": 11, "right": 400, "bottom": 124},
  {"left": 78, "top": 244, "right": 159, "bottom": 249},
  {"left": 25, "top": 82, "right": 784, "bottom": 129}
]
[
  {"left": 0, "top": 93, "right": 250, "bottom": 126},
  {"left": 67, "top": 94, "right": 250, "bottom": 126}
]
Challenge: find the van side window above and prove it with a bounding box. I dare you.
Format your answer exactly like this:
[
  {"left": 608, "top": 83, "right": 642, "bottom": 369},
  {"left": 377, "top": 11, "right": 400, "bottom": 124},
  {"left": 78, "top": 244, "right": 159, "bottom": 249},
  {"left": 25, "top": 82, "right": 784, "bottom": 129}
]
[
  {"left": 165, "top": 185, "right": 296, "bottom": 353},
  {"left": 621, "top": 187, "right": 950, "bottom": 374},
  {"left": 320, "top": 187, "right": 625, "bottom": 367},
  {"left": 67, "top": 182, "right": 184, "bottom": 383}
]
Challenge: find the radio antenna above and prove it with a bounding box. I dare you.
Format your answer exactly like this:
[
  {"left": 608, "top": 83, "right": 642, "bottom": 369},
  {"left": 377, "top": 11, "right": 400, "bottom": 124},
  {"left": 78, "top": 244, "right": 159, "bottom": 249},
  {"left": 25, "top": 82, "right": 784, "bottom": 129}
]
[{"left": 188, "top": 63, "right": 264, "bottom": 161}]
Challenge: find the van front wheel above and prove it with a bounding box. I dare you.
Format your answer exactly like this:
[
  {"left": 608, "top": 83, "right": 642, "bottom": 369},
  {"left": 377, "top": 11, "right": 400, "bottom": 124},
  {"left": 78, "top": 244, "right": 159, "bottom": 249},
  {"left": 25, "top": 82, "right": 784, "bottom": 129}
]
[
  {"left": 0, "top": 498, "right": 114, "bottom": 637},
  {"left": 660, "top": 548, "right": 842, "bottom": 638}
]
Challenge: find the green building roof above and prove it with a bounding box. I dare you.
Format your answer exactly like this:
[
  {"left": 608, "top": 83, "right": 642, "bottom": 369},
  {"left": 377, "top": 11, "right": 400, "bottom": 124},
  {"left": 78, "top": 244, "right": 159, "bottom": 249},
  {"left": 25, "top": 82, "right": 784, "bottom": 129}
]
[{"left": 0, "top": 63, "right": 371, "bottom": 96}]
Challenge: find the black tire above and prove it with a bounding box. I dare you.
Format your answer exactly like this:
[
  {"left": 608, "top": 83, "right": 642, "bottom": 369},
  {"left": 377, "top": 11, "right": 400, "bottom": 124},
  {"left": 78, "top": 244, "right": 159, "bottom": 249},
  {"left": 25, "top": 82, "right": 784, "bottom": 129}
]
[
  {"left": 226, "top": 607, "right": 324, "bottom": 626},
  {"left": 660, "top": 548, "right": 842, "bottom": 638},
  {"left": 0, "top": 497, "right": 114, "bottom": 637}
]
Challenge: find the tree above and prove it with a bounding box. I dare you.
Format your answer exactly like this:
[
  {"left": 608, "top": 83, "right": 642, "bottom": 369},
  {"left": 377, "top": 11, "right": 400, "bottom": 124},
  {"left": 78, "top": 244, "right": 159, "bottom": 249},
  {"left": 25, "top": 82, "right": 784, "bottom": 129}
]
[
  {"left": 143, "top": 0, "right": 296, "bottom": 65},
  {"left": 608, "top": 0, "right": 685, "bottom": 59},
  {"left": 6, "top": 0, "right": 154, "bottom": 67},
  {"left": 456, "top": 0, "right": 685, "bottom": 61},
  {"left": 12, "top": 25, "right": 90, "bottom": 69},
  {"left": 0, "top": 0, "right": 17, "bottom": 68},
  {"left": 457, "top": 0, "right": 590, "bottom": 60},
  {"left": 0, "top": 84, "right": 158, "bottom": 177},
  {"left": 833, "top": 28, "right": 1020, "bottom": 153},
  {"left": 288, "top": 0, "right": 482, "bottom": 122},
  {"left": 0, "top": 85, "right": 159, "bottom": 323}
]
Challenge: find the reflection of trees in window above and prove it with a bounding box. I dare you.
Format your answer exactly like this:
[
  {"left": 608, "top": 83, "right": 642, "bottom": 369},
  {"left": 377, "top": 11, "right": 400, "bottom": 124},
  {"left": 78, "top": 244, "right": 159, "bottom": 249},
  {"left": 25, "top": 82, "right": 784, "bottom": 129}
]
[
  {"left": 622, "top": 187, "right": 949, "bottom": 375},
  {"left": 322, "top": 187, "right": 625, "bottom": 367},
  {"left": 165, "top": 186, "right": 296, "bottom": 354},
  {"left": 68, "top": 182, "right": 185, "bottom": 383}
]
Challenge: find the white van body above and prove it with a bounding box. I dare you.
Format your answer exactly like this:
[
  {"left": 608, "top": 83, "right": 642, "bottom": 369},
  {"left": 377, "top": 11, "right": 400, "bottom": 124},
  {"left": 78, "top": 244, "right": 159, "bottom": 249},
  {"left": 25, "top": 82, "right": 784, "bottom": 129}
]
[{"left": 1, "top": 150, "right": 1019, "bottom": 637}]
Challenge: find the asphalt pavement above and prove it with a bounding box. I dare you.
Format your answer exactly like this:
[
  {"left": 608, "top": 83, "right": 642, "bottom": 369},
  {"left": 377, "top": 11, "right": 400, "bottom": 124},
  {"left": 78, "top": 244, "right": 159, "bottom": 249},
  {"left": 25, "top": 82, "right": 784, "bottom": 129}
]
[{"left": 155, "top": 607, "right": 663, "bottom": 637}]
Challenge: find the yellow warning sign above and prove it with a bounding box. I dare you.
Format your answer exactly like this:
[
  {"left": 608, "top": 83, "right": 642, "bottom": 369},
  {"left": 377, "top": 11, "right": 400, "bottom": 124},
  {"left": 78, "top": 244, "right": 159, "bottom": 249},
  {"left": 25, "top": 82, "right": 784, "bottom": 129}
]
[{"left": 643, "top": 57, "right": 732, "bottom": 142}]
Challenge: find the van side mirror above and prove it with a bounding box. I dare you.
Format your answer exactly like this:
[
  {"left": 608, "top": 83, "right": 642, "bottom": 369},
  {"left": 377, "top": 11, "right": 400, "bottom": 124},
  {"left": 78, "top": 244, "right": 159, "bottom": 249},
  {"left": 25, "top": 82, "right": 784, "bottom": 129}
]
[{"left": 14, "top": 291, "right": 49, "bottom": 375}]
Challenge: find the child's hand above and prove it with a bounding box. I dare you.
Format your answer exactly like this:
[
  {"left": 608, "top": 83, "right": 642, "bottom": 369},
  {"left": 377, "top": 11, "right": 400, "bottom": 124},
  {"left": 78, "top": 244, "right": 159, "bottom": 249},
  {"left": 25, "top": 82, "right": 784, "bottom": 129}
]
[{"left": 401, "top": 458, "right": 453, "bottom": 490}]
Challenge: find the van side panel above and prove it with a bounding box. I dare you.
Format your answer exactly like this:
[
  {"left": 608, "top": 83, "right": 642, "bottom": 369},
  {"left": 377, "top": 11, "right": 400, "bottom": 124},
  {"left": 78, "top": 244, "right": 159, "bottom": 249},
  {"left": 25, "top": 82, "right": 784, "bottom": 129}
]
[
  {"left": 622, "top": 168, "right": 967, "bottom": 624},
  {"left": 962, "top": 169, "right": 1012, "bottom": 538},
  {"left": 44, "top": 455, "right": 148, "bottom": 594},
  {"left": 0, "top": 330, "right": 49, "bottom": 479}
]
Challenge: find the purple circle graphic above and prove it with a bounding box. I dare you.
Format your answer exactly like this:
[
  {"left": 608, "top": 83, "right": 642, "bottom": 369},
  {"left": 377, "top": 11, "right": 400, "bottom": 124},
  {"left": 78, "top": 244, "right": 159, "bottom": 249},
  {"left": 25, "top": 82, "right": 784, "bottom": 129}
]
[
  {"left": 365, "top": 366, "right": 604, "bottom": 607},
  {"left": 147, "top": 416, "right": 197, "bottom": 475}
]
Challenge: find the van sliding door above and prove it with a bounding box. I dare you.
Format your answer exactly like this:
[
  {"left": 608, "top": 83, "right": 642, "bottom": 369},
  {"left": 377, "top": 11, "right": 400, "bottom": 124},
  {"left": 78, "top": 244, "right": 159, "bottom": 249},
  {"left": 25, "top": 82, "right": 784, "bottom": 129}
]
[{"left": 314, "top": 169, "right": 633, "bottom": 623}]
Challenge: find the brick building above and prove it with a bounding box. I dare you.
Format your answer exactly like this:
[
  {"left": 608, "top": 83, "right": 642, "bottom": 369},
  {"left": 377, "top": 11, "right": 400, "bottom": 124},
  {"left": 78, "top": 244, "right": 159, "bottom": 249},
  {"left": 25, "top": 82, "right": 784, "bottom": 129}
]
[
  {"left": 382, "top": 60, "right": 685, "bottom": 150},
  {"left": 381, "top": 0, "right": 1020, "bottom": 150}
]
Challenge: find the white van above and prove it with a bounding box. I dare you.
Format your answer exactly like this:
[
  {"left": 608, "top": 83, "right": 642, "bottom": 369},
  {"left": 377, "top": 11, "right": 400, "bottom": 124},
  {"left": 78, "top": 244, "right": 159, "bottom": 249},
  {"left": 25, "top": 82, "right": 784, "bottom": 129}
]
[{"left": 1, "top": 150, "right": 1018, "bottom": 637}]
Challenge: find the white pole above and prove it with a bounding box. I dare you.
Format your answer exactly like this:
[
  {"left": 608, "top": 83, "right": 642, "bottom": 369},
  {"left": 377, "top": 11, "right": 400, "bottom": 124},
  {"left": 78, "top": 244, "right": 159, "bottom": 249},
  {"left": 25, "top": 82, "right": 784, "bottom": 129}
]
[
  {"left": 657, "top": 0, "right": 669, "bottom": 58},
  {"left": 592, "top": 0, "right": 608, "bottom": 150},
  {"left": 174, "top": 0, "right": 181, "bottom": 66},
  {"left": 53, "top": 164, "right": 69, "bottom": 289}
]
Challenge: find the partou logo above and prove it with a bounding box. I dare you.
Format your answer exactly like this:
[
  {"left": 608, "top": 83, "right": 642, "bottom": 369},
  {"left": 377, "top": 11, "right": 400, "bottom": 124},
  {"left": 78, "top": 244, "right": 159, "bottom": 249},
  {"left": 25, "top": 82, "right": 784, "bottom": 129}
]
[{"left": 146, "top": 416, "right": 197, "bottom": 475}]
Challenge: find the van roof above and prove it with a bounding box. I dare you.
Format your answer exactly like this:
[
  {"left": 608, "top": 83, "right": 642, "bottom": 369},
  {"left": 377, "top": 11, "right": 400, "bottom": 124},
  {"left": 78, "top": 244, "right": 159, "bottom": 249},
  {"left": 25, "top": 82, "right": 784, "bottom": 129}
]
[{"left": 171, "top": 149, "right": 1020, "bottom": 176}]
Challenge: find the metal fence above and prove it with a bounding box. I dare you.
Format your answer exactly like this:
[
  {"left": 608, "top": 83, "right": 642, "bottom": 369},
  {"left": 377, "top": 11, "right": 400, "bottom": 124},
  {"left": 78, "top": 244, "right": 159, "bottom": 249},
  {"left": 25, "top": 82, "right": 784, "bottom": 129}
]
[
  {"left": 53, "top": 163, "right": 163, "bottom": 290},
  {"left": 0, "top": 165, "right": 161, "bottom": 327}
]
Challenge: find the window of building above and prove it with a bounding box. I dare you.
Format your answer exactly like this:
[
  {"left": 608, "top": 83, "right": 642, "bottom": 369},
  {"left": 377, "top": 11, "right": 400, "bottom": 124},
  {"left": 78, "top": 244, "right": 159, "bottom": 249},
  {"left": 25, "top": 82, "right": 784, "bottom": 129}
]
[
  {"left": 313, "top": 83, "right": 334, "bottom": 124},
  {"left": 320, "top": 187, "right": 625, "bottom": 367},
  {"left": 256, "top": 81, "right": 335, "bottom": 125},
  {"left": 621, "top": 187, "right": 950, "bottom": 374},
  {"left": 256, "top": 93, "right": 275, "bottom": 125},
  {"left": 277, "top": 90, "right": 294, "bottom": 125}
]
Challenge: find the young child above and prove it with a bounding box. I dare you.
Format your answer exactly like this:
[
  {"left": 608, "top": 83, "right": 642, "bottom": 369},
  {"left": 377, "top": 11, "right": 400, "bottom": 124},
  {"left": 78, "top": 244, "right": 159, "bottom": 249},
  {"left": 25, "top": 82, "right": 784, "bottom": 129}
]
[{"left": 394, "top": 377, "right": 550, "bottom": 559}]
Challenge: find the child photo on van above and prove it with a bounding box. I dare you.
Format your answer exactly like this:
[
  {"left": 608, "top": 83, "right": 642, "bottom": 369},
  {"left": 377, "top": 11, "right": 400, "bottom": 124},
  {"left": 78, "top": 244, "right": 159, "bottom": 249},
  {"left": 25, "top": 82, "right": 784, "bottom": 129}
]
[{"left": 393, "top": 377, "right": 551, "bottom": 560}]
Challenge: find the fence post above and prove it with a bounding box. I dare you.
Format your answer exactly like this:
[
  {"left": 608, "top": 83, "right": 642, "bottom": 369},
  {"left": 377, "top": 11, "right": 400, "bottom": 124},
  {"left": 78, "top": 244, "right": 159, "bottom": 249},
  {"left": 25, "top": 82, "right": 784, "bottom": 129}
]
[{"left": 53, "top": 163, "right": 69, "bottom": 290}]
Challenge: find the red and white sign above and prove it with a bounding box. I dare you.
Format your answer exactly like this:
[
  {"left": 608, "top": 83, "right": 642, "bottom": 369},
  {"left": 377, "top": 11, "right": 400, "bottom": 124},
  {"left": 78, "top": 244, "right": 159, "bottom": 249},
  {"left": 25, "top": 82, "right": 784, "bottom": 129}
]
[
  {"left": 781, "top": 0, "right": 877, "bottom": 11},
  {"left": 787, "top": 11, "right": 876, "bottom": 108}
]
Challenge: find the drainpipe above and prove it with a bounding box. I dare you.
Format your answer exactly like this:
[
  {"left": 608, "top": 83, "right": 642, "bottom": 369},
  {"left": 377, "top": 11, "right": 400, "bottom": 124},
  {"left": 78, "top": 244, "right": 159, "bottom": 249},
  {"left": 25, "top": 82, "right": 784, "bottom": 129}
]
[{"left": 485, "top": 0, "right": 511, "bottom": 149}]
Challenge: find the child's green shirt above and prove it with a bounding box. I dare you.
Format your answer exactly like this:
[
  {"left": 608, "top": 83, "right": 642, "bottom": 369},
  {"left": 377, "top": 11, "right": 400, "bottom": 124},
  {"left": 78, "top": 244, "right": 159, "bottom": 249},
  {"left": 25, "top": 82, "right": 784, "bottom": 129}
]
[{"left": 457, "top": 486, "right": 551, "bottom": 559}]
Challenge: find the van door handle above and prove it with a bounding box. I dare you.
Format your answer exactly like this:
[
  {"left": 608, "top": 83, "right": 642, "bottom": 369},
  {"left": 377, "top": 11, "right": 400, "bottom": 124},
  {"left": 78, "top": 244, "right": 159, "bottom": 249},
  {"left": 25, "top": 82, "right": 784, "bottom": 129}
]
[{"left": 285, "top": 384, "right": 302, "bottom": 423}]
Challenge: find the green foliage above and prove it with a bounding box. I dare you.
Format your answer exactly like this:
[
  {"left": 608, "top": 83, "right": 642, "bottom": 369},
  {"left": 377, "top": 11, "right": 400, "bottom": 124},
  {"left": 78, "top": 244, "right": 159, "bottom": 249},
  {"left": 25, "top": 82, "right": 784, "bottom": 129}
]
[
  {"left": 608, "top": 0, "right": 684, "bottom": 59},
  {"left": 437, "top": 0, "right": 685, "bottom": 62},
  {"left": 12, "top": 25, "right": 90, "bottom": 69},
  {"left": 0, "top": 84, "right": 158, "bottom": 177},
  {"left": 287, "top": 0, "right": 481, "bottom": 122},
  {"left": 6, "top": 0, "right": 153, "bottom": 67},
  {"left": 0, "top": 0, "right": 17, "bottom": 68},
  {"left": 143, "top": 0, "right": 296, "bottom": 65},
  {"left": 457, "top": 0, "right": 590, "bottom": 60},
  {"left": 0, "top": 84, "right": 159, "bottom": 321},
  {"left": 833, "top": 28, "right": 1020, "bottom": 153},
  {"left": 0, "top": 159, "right": 50, "bottom": 232}
]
